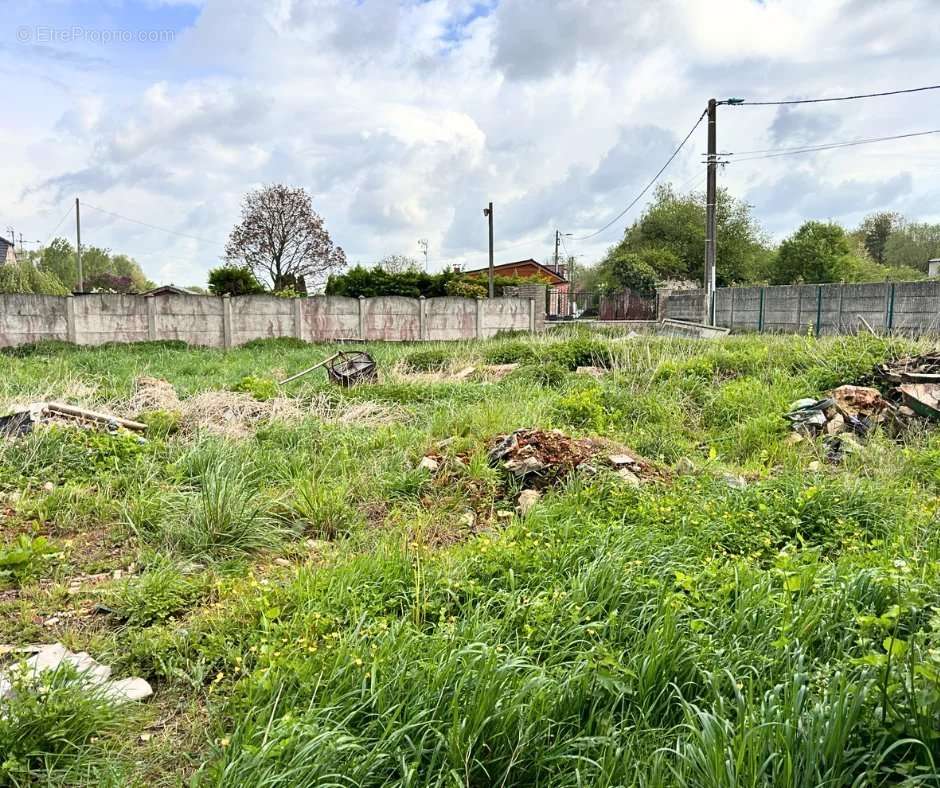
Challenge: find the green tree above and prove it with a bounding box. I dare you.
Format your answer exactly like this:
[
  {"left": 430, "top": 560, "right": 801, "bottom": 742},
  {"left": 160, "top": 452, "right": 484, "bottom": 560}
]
[
  {"left": 883, "top": 222, "right": 940, "bottom": 272},
  {"left": 606, "top": 251, "right": 659, "bottom": 297},
  {"left": 208, "top": 266, "right": 266, "bottom": 296},
  {"left": 599, "top": 184, "right": 771, "bottom": 287},
  {"left": 773, "top": 221, "right": 856, "bottom": 284},
  {"left": 37, "top": 237, "right": 77, "bottom": 289},
  {"left": 856, "top": 212, "right": 901, "bottom": 264},
  {"left": 0, "top": 259, "right": 69, "bottom": 295},
  {"left": 36, "top": 238, "right": 153, "bottom": 292}
]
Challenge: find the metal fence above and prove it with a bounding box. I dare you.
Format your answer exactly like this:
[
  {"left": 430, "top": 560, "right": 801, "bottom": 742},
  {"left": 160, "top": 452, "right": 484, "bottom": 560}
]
[{"left": 547, "top": 289, "right": 656, "bottom": 321}]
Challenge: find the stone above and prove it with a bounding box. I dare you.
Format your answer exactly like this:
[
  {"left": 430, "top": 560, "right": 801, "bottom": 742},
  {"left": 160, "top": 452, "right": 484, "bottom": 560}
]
[
  {"left": 721, "top": 473, "right": 747, "bottom": 490},
  {"left": 676, "top": 457, "right": 696, "bottom": 474},
  {"left": 575, "top": 366, "right": 607, "bottom": 378},
  {"left": 496, "top": 510, "right": 514, "bottom": 520},
  {"left": 418, "top": 456, "right": 440, "bottom": 473},
  {"left": 517, "top": 489, "right": 541, "bottom": 515},
  {"left": 458, "top": 511, "right": 476, "bottom": 528},
  {"left": 273, "top": 557, "right": 291, "bottom": 567},
  {"left": 607, "top": 454, "right": 636, "bottom": 467},
  {"left": 808, "top": 460, "right": 821, "bottom": 471},
  {"left": 617, "top": 468, "right": 641, "bottom": 486},
  {"left": 102, "top": 677, "right": 153, "bottom": 702},
  {"left": 483, "top": 363, "right": 519, "bottom": 380},
  {"left": 42, "top": 481, "right": 54, "bottom": 492}
]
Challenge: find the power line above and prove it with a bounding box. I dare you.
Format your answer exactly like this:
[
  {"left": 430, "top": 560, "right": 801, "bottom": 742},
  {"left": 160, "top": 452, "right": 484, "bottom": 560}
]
[
  {"left": 82, "top": 202, "right": 221, "bottom": 245},
  {"left": 728, "top": 127, "right": 940, "bottom": 162},
  {"left": 732, "top": 83, "right": 940, "bottom": 106},
  {"left": 41, "top": 204, "right": 74, "bottom": 247},
  {"left": 571, "top": 108, "right": 707, "bottom": 240}
]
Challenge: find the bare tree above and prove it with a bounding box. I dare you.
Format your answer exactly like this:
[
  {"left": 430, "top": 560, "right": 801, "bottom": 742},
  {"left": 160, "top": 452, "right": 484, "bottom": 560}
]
[
  {"left": 380, "top": 254, "right": 421, "bottom": 274},
  {"left": 225, "top": 185, "right": 346, "bottom": 290}
]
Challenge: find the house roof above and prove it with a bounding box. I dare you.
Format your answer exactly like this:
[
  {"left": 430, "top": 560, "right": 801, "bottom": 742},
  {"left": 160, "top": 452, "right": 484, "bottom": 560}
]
[
  {"left": 460, "top": 259, "right": 568, "bottom": 284},
  {"left": 0, "top": 237, "right": 15, "bottom": 262},
  {"left": 142, "top": 285, "right": 197, "bottom": 296}
]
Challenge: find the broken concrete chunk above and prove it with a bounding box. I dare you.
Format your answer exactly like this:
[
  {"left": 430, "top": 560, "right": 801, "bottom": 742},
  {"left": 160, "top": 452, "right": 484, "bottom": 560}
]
[
  {"left": 607, "top": 453, "right": 637, "bottom": 467},
  {"left": 720, "top": 472, "right": 748, "bottom": 490},
  {"left": 517, "top": 489, "right": 541, "bottom": 515},
  {"left": 458, "top": 511, "right": 476, "bottom": 528},
  {"left": 617, "top": 468, "right": 641, "bottom": 486},
  {"left": 418, "top": 456, "right": 440, "bottom": 473},
  {"left": 1, "top": 643, "right": 152, "bottom": 704}
]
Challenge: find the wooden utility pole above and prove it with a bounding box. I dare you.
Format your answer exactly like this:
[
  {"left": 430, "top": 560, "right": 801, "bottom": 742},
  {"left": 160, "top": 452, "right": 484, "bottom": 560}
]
[
  {"left": 704, "top": 98, "right": 717, "bottom": 325},
  {"left": 484, "top": 202, "right": 494, "bottom": 297},
  {"left": 75, "top": 197, "right": 84, "bottom": 293}
]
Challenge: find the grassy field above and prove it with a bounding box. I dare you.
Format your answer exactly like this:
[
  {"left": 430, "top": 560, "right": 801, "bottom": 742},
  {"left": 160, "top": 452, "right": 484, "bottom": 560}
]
[{"left": 2, "top": 329, "right": 940, "bottom": 786}]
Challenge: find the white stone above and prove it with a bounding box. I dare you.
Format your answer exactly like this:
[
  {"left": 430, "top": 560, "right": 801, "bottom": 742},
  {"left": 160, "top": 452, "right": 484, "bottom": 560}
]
[{"left": 517, "top": 489, "right": 541, "bottom": 515}]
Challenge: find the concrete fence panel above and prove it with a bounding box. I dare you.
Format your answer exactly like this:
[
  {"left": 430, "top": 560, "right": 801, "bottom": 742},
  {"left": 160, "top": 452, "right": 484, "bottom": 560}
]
[
  {"left": 230, "top": 295, "right": 294, "bottom": 346},
  {"left": 425, "top": 297, "right": 477, "bottom": 341},
  {"left": 482, "top": 297, "right": 530, "bottom": 337},
  {"left": 362, "top": 296, "right": 421, "bottom": 341},
  {"left": 73, "top": 294, "right": 149, "bottom": 345},
  {"left": 154, "top": 293, "right": 225, "bottom": 347},
  {"left": 0, "top": 294, "right": 69, "bottom": 347},
  {"left": 303, "top": 296, "right": 360, "bottom": 341}
]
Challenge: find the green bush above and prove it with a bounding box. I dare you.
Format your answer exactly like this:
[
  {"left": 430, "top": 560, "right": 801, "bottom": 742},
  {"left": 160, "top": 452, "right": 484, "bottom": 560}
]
[
  {"left": 482, "top": 340, "right": 536, "bottom": 365},
  {"left": 507, "top": 362, "right": 568, "bottom": 388},
  {"left": 543, "top": 338, "right": 612, "bottom": 370},
  {"left": 403, "top": 348, "right": 451, "bottom": 372},
  {"left": 232, "top": 376, "right": 279, "bottom": 401},
  {"left": 137, "top": 409, "right": 181, "bottom": 439},
  {"left": 551, "top": 387, "right": 609, "bottom": 431}
]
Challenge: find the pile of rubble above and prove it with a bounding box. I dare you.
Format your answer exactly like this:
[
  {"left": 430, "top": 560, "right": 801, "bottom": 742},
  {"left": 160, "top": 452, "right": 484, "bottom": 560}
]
[
  {"left": 487, "top": 428, "right": 662, "bottom": 489},
  {"left": 784, "top": 352, "right": 940, "bottom": 461}
]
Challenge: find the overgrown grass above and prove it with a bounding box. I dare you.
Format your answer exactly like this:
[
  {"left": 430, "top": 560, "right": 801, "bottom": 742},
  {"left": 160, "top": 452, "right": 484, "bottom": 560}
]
[{"left": 1, "top": 330, "right": 938, "bottom": 785}]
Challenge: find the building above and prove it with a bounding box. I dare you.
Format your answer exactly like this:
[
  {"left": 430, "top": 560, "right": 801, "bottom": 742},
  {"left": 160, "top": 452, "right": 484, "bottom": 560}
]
[
  {"left": 928, "top": 259, "right": 940, "bottom": 278},
  {"left": 0, "top": 236, "right": 16, "bottom": 265},
  {"left": 460, "top": 258, "right": 570, "bottom": 315}
]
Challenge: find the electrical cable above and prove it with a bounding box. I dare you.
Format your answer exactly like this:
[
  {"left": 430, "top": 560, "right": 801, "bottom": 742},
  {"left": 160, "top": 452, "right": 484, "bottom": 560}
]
[
  {"left": 728, "top": 128, "right": 940, "bottom": 162},
  {"left": 82, "top": 202, "right": 221, "bottom": 245},
  {"left": 733, "top": 84, "right": 940, "bottom": 106},
  {"left": 571, "top": 108, "right": 707, "bottom": 240},
  {"left": 41, "top": 204, "right": 74, "bottom": 247}
]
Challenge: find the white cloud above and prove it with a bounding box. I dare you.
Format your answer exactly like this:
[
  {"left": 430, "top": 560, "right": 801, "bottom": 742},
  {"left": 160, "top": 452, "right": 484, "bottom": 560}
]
[{"left": 4, "top": 0, "right": 940, "bottom": 287}]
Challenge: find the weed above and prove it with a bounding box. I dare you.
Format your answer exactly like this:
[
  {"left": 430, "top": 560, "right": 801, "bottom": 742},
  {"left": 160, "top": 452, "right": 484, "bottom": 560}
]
[
  {"left": 231, "top": 376, "right": 278, "bottom": 401},
  {"left": 105, "top": 557, "right": 207, "bottom": 626},
  {"left": 402, "top": 348, "right": 451, "bottom": 372},
  {"left": 482, "top": 340, "right": 536, "bottom": 364},
  {"left": 0, "top": 535, "right": 60, "bottom": 587}
]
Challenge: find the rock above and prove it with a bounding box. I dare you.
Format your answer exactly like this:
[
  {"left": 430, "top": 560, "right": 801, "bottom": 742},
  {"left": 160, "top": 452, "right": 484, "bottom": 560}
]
[
  {"left": 517, "top": 489, "right": 541, "bottom": 515},
  {"left": 435, "top": 436, "right": 456, "bottom": 449},
  {"left": 607, "top": 453, "right": 637, "bottom": 467},
  {"left": 575, "top": 366, "right": 607, "bottom": 378},
  {"left": 825, "top": 412, "right": 846, "bottom": 435},
  {"left": 112, "top": 569, "right": 123, "bottom": 580},
  {"left": 720, "top": 472, "right": 747, "bottom": 490},
  {"left": 102, "top": 677, "right": 153, "bottom": 702},
  {"left": 418, "top": 456, "right": 440, "bottom": 473},
  {"left": 42, "top": 481, "right": 54, "bottom": 493},
  {"left": 458, "top": 511, "right": 476, "bottom": 528},
  {"left": 273, "top": 557, "right": 291, "bottom": 568},
  {"left": 785, "top": 432, "right": 804, "bottom": 445},
  {"left": 305, "top": 538, "right": 328, "bottom": 551},
  {"left": 676, "top": 457, "right": 696, "bottom": 474},
  {"left": 496, "top": 510, "right": 514, "bottom": 521},
  {"left": 139, "top": 732, "right": 153, "bottom": 743},
  {"left": 452, "top": 366, "right": 477, "bottom": 382},
  {"left": 808, "top": 460, "right": 821, "bottom": 471},
  {"left": 617, "top": 468, "right": 641, "bottom": 486}
]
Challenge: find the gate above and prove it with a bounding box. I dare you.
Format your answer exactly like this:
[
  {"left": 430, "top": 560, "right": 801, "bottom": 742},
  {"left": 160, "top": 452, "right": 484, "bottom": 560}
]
[
  {"left": 599, "top": 290, "right": 656, "bottom": 320},
  {"left": 547, "top": 288, "right": 656, "bottom": 320}
]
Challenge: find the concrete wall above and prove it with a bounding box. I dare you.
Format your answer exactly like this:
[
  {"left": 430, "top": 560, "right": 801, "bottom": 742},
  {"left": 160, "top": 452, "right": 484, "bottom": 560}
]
[
  {"left": 0, "top": 293, "right": 543, "bottom": 348},
  {"left": 665, "top": 281, "right": 940, "bottom": 335}
]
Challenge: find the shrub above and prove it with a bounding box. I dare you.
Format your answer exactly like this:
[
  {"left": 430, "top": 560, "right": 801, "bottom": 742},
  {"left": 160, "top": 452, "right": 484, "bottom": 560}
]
[
  {"left": 137, "top": 409, "right": 181, "bottom": 439},
  {"left": 507, "top": 362, "right": 568, "bottom": 388},
  {"left": 543, "top": 338, "right": 612, "bottom": 370},
  {"left": 403, "top": 348, "right": 451, "bottom": 372},
  {"left": 482, "top": 340, "right": 536, "bottom": 365},
  {"left": 444, "top": 279, "right": 487, "bottom": 298},
  {"left": 551, "top": 387, "right": 609, "bottom": 431},
  {"left": 0, "top": 535, "right": 60, "bottom": 588},
  {"left": 232, "top": 376, "right": 278, "bottom": 401},
  {"left": 208, "top": 266, "right": 265, "bottom": 296},
  {"left": 106, "top": 558, "right": 206, "bottom": 626}
]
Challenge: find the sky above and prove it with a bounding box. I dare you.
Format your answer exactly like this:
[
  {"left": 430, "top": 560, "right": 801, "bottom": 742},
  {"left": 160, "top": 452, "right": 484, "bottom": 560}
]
[{"left": 3, "top": 0, "right": 940, "bottom": 288}]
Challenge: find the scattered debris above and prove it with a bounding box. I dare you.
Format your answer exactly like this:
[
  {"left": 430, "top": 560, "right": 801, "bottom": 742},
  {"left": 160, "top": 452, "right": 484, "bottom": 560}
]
[
  {"left": 657, "top": 319, "right": 730, "bottom": 340},
  {"left": 784, "top": 386, "right": 888, "bottom": 439},
  {"left": 517, "top": 489, "right": 541, "bottom": 515},
  {"left": 874, "top": 353, "right": 940, "bottom": 385},
  {"left": 487, "top": 428, "right": 663, "bottom": 489},
  {"left": 576, "top": 366, "right": 607, "bottom": 378},
  {"left": 279, "top": 350, "right": 378, "bottom": 387},
  {"left": 898, "top": 383, "right": 940, "bottom": 421},
  {"left": 0, "top": 402, "right": 146, "bottom": 439},
  {"left": 0, "top": 643, "right": 152, "bottom": 704}
]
